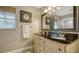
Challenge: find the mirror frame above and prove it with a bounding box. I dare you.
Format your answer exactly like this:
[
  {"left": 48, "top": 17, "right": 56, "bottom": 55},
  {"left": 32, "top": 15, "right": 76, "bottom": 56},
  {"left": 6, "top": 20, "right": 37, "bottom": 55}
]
[
  {"left": 51, "top": 6, "right": 77, "bottom": 31},
  {"left": 41, "top": 6, "right": 77, "bottom": 31},
  {"left": 55, "top": 6, "right": 76, "bottom": 30},
  {"left": 41, "top": 13, "right": 51, "bottom": 30}
]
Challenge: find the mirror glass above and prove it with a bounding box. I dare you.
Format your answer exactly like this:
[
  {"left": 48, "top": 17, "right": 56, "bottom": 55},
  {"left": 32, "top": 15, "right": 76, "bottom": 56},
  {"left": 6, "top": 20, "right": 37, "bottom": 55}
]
[{"left": 52, "top": 6, "right": 74, "bottom": 30}]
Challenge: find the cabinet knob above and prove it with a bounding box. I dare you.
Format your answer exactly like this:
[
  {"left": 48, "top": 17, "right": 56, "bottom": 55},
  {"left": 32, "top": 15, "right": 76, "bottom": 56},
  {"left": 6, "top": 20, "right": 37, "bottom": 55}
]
[
  {"left": 58, "top": 48, "right": 62, "bottom": 51},
  {"left": 40, "top": 45, "right": 41, "bottom": 46},
  {"left": 44, "top": 41, "right": 46, "bottom": 43}
]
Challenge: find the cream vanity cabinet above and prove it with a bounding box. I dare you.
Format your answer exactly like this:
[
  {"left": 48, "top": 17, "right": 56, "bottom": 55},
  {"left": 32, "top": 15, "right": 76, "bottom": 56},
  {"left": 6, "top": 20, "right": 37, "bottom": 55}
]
[
  {"left": 65, "top": 40, "right": 78, "bottom": 53},
  {"left": 33, "top": 36, "right": 44, "bottom": 53},
  {"left": 33, "top": 36, "right": 78, "bottom": 53}
]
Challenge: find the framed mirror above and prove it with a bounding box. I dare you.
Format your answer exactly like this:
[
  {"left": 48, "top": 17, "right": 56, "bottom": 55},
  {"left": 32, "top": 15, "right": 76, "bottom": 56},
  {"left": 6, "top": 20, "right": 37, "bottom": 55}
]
[
  {"left": 41, "top": 13, "right": 50, "bottom": 30},
  {"left": 51, "top": 6, "right": 76, "bottom": 30}
]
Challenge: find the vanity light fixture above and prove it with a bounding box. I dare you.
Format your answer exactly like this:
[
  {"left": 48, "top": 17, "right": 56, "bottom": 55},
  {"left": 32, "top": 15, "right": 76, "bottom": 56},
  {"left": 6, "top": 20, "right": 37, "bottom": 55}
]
[
  {"left": 48, "top": 6, "right": 52, "bottom": 10},
  {"left": 44, "top": 6, "right": 61, "bottom": 13}
]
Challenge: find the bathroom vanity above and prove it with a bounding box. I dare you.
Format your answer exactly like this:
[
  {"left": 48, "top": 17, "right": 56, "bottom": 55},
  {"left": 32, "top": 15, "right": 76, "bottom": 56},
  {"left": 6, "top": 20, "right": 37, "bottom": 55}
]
[
  {"left": 33, "top": 34, "right": 78, "bottom": 53},
  {"left": 33, "top": 6, "right": 79, "bottom": 53}
]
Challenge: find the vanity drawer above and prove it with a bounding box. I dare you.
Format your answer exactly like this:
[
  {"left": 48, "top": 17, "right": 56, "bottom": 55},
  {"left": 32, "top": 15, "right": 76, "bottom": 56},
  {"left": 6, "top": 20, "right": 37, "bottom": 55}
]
[{"left": 51, "top": 44, "right": 65, "bottom": 53}]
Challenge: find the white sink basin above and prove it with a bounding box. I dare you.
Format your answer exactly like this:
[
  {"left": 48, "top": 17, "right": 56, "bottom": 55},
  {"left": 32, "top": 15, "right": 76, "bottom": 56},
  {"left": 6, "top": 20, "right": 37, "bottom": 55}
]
[{"left": 51, "top": 37, "right": 66, "bottom": 40}]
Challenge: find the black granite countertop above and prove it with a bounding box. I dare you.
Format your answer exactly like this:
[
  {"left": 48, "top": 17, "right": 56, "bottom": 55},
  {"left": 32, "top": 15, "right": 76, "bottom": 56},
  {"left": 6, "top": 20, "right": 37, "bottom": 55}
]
[{"left": 39, "top": 35, "right": 78, "bottom": 44}]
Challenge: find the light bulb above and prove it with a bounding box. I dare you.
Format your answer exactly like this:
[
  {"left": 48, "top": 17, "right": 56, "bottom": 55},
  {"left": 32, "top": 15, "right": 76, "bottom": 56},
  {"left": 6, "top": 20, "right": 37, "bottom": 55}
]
[
  {"left": 44, "top": 9, "right": 48, "bottom": 13},
  {"left": 48, "top": 6, "right": 52, "bottom": 10}
]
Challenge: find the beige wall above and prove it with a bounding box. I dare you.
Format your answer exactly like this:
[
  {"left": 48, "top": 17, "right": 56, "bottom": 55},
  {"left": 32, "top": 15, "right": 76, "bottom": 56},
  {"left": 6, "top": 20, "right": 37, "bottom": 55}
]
[{"left": 0, "top": 6, "right": 41, "bottom": 52}]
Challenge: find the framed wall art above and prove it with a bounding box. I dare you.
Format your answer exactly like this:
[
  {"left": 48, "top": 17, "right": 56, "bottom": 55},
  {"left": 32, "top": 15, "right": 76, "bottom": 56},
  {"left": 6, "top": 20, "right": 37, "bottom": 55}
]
[{"left": 20, "top": 10, "right": 32, "bottom": 23}]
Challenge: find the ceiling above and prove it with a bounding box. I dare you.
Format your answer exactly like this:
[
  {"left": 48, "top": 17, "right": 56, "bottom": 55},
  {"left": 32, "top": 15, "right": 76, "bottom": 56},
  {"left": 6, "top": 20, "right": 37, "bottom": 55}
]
[{"left": 55, "top": 6, "right": 73, "bottom": 16}]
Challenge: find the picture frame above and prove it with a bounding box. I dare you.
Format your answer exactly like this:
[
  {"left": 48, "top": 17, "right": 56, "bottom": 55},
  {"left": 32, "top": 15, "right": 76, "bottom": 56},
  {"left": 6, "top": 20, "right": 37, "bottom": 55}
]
[{"left": 20, "top": 10, "right": 32, "bottom": 23}]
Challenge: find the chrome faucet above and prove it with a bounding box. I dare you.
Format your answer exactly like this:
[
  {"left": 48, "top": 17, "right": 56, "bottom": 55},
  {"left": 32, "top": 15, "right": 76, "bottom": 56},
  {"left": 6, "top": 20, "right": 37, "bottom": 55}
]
[{"left": 59, "top": 33, "right": 64, "bottom": 38}]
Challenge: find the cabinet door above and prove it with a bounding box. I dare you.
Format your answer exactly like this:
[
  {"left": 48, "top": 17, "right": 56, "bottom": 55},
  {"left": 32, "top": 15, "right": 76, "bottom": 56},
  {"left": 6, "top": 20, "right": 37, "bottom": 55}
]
[
  {"left": 53, "top": 44, "right": 65, "bottom": 53},
  {"left": 78, "top": 39, "right": 79, "bottom": 52},
  {"left": 33, "top": 36, "right": 45, "bottom": 53},
  {"left": 33, "top": 36, "right": 40, "bottom": 53},
  {"left": 66, "top": 39, "right": 78, "bottom": 53},
  {"left": 45, "top": 38, "right": 65, "bottom": 53},
  {"left": 38, "top": 38, "right": 44, "bottom": 53},
  {"left": 38, "top": 37, "right": 51, "bottom": 53},
  {"left": 43, "top": 39, "right": 52, "bottom": 53}
]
